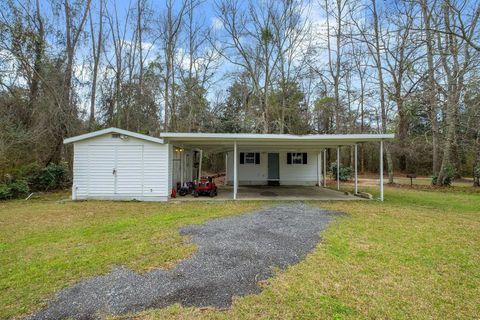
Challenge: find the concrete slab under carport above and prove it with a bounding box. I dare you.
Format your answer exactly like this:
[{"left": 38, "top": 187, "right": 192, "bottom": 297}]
[{"left": 173, "top": 185, "right": 362, "bottom": 201}]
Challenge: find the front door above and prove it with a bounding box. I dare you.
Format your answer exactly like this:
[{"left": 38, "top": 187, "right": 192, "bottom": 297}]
[{"left": 268, "top": 153, "right": 280, "bottom": 186}]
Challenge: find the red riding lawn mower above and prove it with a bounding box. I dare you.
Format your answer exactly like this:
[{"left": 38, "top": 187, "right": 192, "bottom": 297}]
[
  {"left": 176, "top": 176, "right": 218, "bottom": 198},
  {"left": 194, "top": 176, "right": 218, "bottom": 197}
]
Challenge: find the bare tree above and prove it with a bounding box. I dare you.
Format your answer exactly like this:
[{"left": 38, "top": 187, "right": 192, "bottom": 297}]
[
  {"left": 349, "top": 38, "right": 369, "bottom": 172},
  {"left": 1, "top": 0, "right": 480, "bottom": 185},
  {"left": 436, "top": 0, "right": 478, "bottom": 184},
  {"left": 177, "top": 0, "right": 219, "bottom": 132},
  {"left": 351, "top": 0, "right": 394, "bottom": 182},
  {"left": 272, "top": 0, "right": 311, "bottom": 133},
  {"left": 105, "top": 2, "right": 131, "bottom": 126},
  {"left": 48, "top": 0, "right": 91, "bottom": 163},
  {"left": 384, "top": 1, "right": 422, "bottom": 172},
  {"left": 158, "top": 0, "right": 186, "bottom": 131},
  {"left": 215, "top": 0, "right": 287, "bottom": 133},
  {"left": 322, "top": 0, "right": 349, "bottom": 133},
  {"left": 420, "top": 0, "right": 441, "bottom": 174},
  {"left": 88, "top": 0, "right": 104, "bottom": 128}
]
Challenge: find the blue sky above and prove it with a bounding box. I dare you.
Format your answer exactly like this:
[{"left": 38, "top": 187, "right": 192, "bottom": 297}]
[
  {"left": 30, "top": 0, "right": 411, "bottom": 119},
  {"left": 28, "top": 0, "right": 337, "bottom": 114}
]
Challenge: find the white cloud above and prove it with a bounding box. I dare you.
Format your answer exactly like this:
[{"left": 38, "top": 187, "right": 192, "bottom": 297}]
[{"left": 211, "top": 17, "right": 223, "bottom": 30}]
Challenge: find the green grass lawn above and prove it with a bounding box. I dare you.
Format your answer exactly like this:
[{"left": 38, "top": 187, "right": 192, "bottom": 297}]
[
  {"left": 0, "top": 193, "right": 263, "bottom": 318},
  {"left": 1, "top": 188, "right": 479, "bottom": 319},
  {"left": 130, "top": 187, "right": 480, "bottom": 320}
]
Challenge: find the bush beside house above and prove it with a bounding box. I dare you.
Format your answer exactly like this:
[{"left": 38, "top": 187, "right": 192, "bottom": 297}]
[
  {"left": 330, "top": 162, "right": 354, "bottom": 182},
  {"left": 0, "top": 163, "right": 70, "bottom": 200}
]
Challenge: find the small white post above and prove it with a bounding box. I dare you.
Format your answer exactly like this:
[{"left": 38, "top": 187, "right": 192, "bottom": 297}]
[
  {"left": 224, "top": 153, "right": 228, "bottom": 186},
  {"left": 323, "top": 149, "right": 327, "bottom": 187},
  {"left": 198, "top": 149, "right": 203, "bottom": 181},
  {"left": 354, "top": 144, "right": 358, "bottom": 194},
  {"left": 337, "top": 146, "right": 340, "bottom": 190},
  {"left": 380, "top": 140, "right": 384, "bottom": 201},
  {"left": 180, "top": 149, "right": 184, "bottom": 186},
  {"left": 234, "top": 141, "right": 238, "bottom": 200},
  {"left": 317, "top": 151, "right": 321, "bottom": 186}
]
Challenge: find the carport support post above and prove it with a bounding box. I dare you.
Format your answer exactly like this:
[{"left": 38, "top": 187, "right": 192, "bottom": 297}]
[
  {"left": 233, "top": 141, "right": 238, "bottom": 200},
  {"left": 336, "top": 146, "right": 340, "bottom": 190},
  {"left": 224, "top": 153, "right": 228, "bottom": 186},
  {"left": 317, "top": 151, "right": 321, "bottom": 186},
  {"left": 354, "top": 144, "right": 358, "bottom": 194},
  {"left": 180, "top": 150, "right": 184, "bottom": 186},
  {"left": 323, "top": 149, "right": 327, "bottom": 187},
  {"left": 198, "top": 149, "right": 203, "bottom": 181},
  {"left": 380, "top": 140, "right": 384, "bottom": 201}
]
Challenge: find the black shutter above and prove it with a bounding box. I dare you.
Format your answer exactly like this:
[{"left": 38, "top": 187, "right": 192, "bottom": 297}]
[
  {"left": 240, "top": 152, "right": 244, "bottom": 164},
  {"left": 287, "top": 152, "right": 292, "bottom": 164},
  {"left": 303, "top": 153, "right": 308, "bottom": 164},
  {"left": 255, "top": 153, "right": 260, "bottom": 164}
]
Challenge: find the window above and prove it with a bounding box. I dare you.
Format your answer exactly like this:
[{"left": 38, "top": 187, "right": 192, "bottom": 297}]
[
  {"left": 240, "top": 152, "right": 260, "bottom": 164},
  {"left": 291, "top": 153, "right": 303, "bottom": 164},
  {"left": 287, "top": 152, "right": 307, "bottom": 165}
]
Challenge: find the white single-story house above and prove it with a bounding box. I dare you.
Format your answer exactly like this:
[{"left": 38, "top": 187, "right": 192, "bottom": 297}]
[{"left": 64, "top": 128, "right": 394, "bottom": 201}]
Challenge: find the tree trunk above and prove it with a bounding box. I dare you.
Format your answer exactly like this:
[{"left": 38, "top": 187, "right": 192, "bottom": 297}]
[
  {"left": 360, "top": 143, "right": 365, "bottom": 174},
  {"left": 89, "top": 0, "right": 103, "bottom": 128},
  {"left": 28, "top": 0, "right": 45, "bottom": 126},
  {"left": 437, "top": 98, "right": 456, "bottom": 183},
  {"left": 48, "top": 0, "right": 91, "bottom": 164},
  {"left": 397, "top": 98, "right": 408, "bottom": 172},
  {"left": 474, "top": 132, "right": 480, "bottom": 187},
  {"left": 421, "top": 0, "right": 440, "bottom": 174},
  {"left": 137, "top": 0, "right": 144, "bottom": 94},
  {"left": 436, "top": 0, "right": 470, "bottom": 184},
  {"left": 371, "top": 0, "right": 394, "bottom": 183}
]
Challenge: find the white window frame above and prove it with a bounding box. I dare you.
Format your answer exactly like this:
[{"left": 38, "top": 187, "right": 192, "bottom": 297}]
[
  {"left": 244, "top": 152, "right": 256, "bottom": 164},
  {"left": 288, "top": 152, "right": 307, "bottom": 165},
  {"left": 292, "top": 153, "right": 303, "bottom": 164},
  {"left": 241, "top": 152, "right": 260, "bottom": 165}
]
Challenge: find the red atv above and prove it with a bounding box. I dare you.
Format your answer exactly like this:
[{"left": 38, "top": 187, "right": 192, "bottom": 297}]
[{"left": 193, "top": 177, "right": 218, "bottom": 197}]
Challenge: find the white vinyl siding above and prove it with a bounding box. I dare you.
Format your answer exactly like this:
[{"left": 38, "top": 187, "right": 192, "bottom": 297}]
[
  {"left": 279, "top": 152, "right": 317, "bottom": 185},
  {"left": 227, "top": 151, "right": 319, "bottom": 186},
  {"left": 143, "top": 143, "right": 169, "bottom": 196},
  {"left": 73, "top": 143, "right": 90, "bottom": 198}
]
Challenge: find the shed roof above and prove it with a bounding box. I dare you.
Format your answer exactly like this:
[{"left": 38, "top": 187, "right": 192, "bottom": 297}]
[{"left": 63, "top": 127, "right": 164, "bottom": 144}]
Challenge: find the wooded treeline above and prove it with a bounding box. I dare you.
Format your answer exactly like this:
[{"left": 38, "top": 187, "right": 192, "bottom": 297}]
[{"left": 0, "top": 0, "right": 479, "bottom": 185}]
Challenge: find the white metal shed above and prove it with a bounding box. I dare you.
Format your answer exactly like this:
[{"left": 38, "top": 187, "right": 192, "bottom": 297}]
[{"left": 64, "top": 128, "right": 172, "bottom": 201}]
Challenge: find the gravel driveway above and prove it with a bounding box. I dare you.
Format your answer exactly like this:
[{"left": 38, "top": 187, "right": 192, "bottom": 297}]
[{"left": 30, "top": 202, "right": 340, "bottom": 320}]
